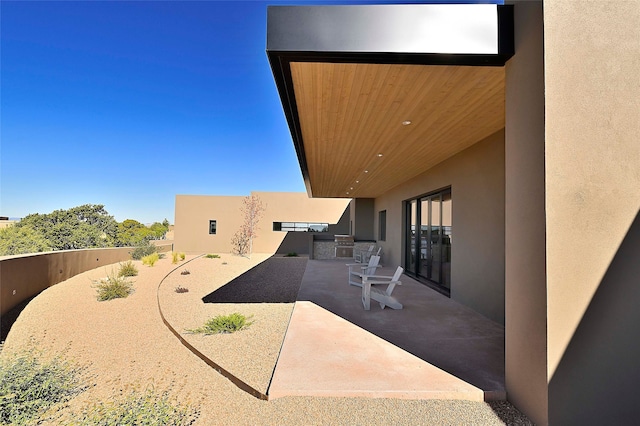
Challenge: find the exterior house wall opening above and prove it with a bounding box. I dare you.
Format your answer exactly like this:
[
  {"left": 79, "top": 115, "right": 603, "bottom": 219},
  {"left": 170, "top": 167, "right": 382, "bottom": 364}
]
[{"left": 404, "top": 188, "right": 452, "bottom": 295}]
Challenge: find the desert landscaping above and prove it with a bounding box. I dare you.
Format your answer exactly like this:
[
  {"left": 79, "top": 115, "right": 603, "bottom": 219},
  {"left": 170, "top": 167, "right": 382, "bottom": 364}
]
[{"left": 1, "top": 254, "right": 530, "bottom": 425}]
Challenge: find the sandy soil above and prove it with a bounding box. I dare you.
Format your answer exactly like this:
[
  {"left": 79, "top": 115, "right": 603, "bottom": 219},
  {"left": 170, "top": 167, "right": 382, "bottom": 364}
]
[
  {"left": 1, "top": 253, "right": 531, "bottom": 425},
  {"left": 158, "top": 254, "right": 293, "bottom": 396}
]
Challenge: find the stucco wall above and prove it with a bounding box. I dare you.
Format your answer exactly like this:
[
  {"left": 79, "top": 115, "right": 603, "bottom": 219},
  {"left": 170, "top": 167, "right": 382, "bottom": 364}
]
[
  {"left": 0, "top": 247, "right": 161, "bottom": 316},
  {"left": 544, "top": 2, "right": 640, "bottom": 424},
  {"left": 374, "top": 129, "right": 505, "bottom": 324},
  {"left": 504, "top": 2, "right": 547, "bottom": 424},
  {"left": 349, "top": 198, "right": 376, "bottom": 241},
  {"left": 174, "top": 192, "right": 350, "bottom": 255}
]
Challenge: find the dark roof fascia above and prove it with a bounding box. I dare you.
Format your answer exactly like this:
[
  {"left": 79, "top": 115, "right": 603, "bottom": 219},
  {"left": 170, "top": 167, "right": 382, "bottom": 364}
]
[
  {"left": 267, "top": 51, "right": 313, "bottom": 196},
  {"left": 266, "top": 5, "right": 514, "bottom": 198}
]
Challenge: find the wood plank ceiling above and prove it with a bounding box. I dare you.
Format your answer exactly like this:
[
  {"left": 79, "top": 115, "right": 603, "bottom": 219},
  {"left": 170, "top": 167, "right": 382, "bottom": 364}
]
[{"left": 290, "top": 62, "right": 505, "bottom": 198}]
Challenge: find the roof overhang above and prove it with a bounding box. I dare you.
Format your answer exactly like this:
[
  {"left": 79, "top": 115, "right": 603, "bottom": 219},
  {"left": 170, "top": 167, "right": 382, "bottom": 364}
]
[{"left": 267, "top": 4, "right": 514, "bottom": 198}]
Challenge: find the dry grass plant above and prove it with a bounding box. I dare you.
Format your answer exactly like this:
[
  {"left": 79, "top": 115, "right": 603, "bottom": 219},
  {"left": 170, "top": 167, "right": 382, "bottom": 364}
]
[
  {"left": 142, "top": 252, "right": 159, "bottom": 267},
  {"left": 94, "top": 272, "right": 134, "bottom": 301},
  {"left": 74, "top": 386, "right": 198, "bottom": 425},
  {"left": 186, "top": 313, "right": 254, "bottom": 335},
  {"left": 117, "top": 260, "right": 138, "bottom": 277}
]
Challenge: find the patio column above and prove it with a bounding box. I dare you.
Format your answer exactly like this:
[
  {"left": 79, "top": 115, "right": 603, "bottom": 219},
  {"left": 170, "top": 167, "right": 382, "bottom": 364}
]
[
  {"left": 504, "top": 2, "right": 547, "bottom": 424},
  {"left": 349, "top": 198, "right": 375, "bottom": 241}
]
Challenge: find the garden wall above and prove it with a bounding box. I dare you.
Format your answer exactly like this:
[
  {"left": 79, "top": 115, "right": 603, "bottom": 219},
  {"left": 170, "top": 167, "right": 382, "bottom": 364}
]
[{"left": 0, "top": 244, "right": 172, "bottom": 316}]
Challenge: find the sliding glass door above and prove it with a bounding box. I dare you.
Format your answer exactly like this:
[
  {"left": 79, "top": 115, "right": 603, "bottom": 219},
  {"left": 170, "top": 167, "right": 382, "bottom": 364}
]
[
  {"left": 405, "top": 189, "right": 452, "bottom": 293},
  {"left": 405, "top": 200, "right": 417, "bottom": 274}
]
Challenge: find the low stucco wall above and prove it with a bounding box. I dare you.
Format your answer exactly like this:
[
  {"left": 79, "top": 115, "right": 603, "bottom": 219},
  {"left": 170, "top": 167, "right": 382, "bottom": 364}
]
[
  {"left": 0, "top": 244, "right": 172, "bottom": 316},
  {"left": 312, "top": 241, "right": 378, "bottom": 260}
]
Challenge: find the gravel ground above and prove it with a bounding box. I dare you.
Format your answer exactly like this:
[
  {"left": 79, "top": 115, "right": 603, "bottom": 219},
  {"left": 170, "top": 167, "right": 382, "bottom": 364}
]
[
  {"left": 1, "top": 253, "right": 533, "bottom": 425},
  {"left": 159, "top": 254, "right": 300, "bottom": 396}
]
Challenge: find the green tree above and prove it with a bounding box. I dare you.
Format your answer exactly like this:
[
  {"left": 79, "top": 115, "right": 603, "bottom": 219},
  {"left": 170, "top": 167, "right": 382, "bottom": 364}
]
[
  {"left": 18, "top": 204, "right": 117, "bottom": 251},
  {"left": 0, "top": 225, "right": 51, "bottom": 256},
  {"left": 116, "top": 219, "right": 154, "bottom": 247},
  {"left": 149, "top": 222, "right": 168, "bottom": 239},
  {"left": 0, "top": 205, "right": 169, "bottom": 256}
]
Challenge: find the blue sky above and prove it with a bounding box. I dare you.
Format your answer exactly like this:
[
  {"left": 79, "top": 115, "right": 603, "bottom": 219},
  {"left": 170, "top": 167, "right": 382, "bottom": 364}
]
[{"left": 1, "top": 0, "right": 494, "bottom": 224}]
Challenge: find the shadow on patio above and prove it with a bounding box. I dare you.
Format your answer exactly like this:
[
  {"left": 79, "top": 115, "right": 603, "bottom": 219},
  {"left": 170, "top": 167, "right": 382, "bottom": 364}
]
[{"left": 269, "top": 258, "right": 505, "bottom": 401}]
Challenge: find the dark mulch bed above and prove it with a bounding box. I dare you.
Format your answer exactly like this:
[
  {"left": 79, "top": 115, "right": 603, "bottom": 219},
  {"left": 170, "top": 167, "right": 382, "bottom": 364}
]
[{"left": 202, "top": 256, "right": 308, "bottom": 304}]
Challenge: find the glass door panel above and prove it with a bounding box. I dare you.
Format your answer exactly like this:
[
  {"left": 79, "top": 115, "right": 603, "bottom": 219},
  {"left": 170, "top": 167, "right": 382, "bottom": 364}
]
[
  {"left": 441, "top": 191, "right": 452, "bottom": 289},
  {"left": 430, "top": 194, "right": 442, "bottom": 283},
  {"left": 418, "top": 198, "right": 430, "bottom": 281},
  {"left": 404, "top": 188, "right": 451, "bottom": 294},
  {"left": 405, "top": 200, "right": 417, "bottom": 274}
]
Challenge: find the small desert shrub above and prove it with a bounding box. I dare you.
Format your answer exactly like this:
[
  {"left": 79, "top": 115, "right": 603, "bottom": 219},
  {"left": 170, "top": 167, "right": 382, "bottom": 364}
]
[
  {"left": 285, "top": 252, "right": 298, "bottom": 257},
  {"left": 0, "top": 351, "right": 86, "bottom": 425},
  {"left": 180, "top": 269, "right": 190, "bottom": 275},
  {"left": 95, "top": 273, "right": 134, "bottom": 301},
  {"left": 205, "top": 253, "right": 220, "bottom": 259},
  {"left": 179, "top": 252, "right": 186, "bottom": 261},
  {"left": 175, "top": 286, "right": 189, "bottom": 293},
  {"left": 187, "top": 313, "right": 254, "bottom": 335},
  {"left": 222, "top": 261, "right": 227, "bottom": 265},
  {"left": 130, "top": 240, "right": 157, "bottom": 260},
  {"left": 230, "top": 229, "right": 250, "bottom": 256},
  {"left": 142, "top": 252, "right": 159, "bottom": 267},
  {"left": 118, "top": 260, "right": 138, "bottom": 277},
  {"left": 76, "top": 387, "right": 197, "bottom": 426},
  {"left": 171, "top": 252, "right": 179, "bottom": 264}
]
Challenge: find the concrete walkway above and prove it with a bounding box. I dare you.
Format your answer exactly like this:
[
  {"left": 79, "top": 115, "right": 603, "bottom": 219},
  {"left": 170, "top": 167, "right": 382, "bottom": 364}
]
[{"left": 269, "top": 259, "right": 505, "bottom": 401}]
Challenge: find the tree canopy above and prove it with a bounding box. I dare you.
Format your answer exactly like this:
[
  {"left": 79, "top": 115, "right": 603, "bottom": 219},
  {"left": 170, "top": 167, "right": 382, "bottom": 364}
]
[
  {"left": 18, "top": 204, "right": 118, "bottom": 251},
  {"left": 0, "top": 205, "right": 170, "bottom": 256},
  {"left": 0, "top": 226, "right": 52, "bottom": 256}
]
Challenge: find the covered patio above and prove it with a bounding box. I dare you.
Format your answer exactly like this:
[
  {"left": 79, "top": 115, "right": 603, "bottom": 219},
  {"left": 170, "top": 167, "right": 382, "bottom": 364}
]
[{"left": 269, "top": 258, "right": 505, "bottom": 401}]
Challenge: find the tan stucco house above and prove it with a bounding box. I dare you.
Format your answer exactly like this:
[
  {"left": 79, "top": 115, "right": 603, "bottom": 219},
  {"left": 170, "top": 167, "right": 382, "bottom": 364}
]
[
  {"left": 266, "top": 2, "right": 640, "bottom": 425},
  {"left": 174, "top": 192, "right": 350, "bottom": 256}
]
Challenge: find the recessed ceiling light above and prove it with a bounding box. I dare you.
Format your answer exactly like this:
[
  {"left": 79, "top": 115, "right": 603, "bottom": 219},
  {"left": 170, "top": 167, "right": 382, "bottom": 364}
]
[
  {"left": 377, "top": 153, "right": 383, "bottom": 157},
  {"left": 350, "top": 187, "right": 353, "bottom": 190},
  {"left": 355, "top": 180, "right": 359, "bottom": 183},
  {"left": 346, "top": 192, "right": 350, "bottom": 195},
  {"left": 364, "top": 170, "right": 369, "bottom": 173},
  {"left": 402, "top": 120, "right": 412, "bottom": 126}
]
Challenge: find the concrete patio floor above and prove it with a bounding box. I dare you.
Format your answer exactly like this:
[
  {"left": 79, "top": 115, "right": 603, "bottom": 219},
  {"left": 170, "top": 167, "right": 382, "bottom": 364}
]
[{"left": 268, "top": 258, "right": 505, "bottom": 401}]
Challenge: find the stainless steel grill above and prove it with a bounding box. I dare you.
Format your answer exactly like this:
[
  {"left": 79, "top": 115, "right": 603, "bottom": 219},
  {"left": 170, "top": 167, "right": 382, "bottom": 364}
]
[{"left": 334, "top": 235, "right": 354, "bottom": 258}]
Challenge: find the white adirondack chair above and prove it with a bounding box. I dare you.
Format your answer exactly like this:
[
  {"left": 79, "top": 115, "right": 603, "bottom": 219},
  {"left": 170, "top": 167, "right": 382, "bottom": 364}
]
[
  {"left": 362, "top": 266, "right": 404, "bottom": 310},
  {"left": 347, "top": 255, "right": 381, "bottom": 287},
  {"left": 367, "top": 246, "right": 382, "bottom": 263},
  {"left": 354, "top": 245, "right": 375, "bottom": 263}
]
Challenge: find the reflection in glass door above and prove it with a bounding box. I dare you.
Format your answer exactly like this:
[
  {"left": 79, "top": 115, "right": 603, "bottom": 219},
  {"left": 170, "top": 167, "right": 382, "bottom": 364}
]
[
  {"left": 441, "top": 192, "right": 452, "bottom": 288},
  {"left": 405, "top": 189, "right": 451, "bottom": 293},
  {"left": 405, "top": 200, "right": 417, "bottom": 274},
  {"left": 419, "top": 198, "right": 431, "bottom": 281}
]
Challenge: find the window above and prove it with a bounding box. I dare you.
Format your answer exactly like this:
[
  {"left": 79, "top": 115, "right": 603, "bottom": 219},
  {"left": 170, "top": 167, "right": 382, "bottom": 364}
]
[
  {"left": 379, "top": 210, "right": 387, "bottom": 241},
  {"left": 273, "top": 222, "right": 329, "bottom": 232},
  {"left": 209, "top": 220, "right": 217, "bottom": 235}
]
